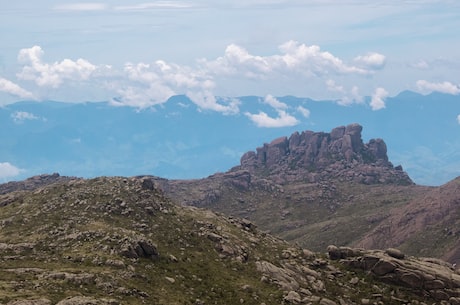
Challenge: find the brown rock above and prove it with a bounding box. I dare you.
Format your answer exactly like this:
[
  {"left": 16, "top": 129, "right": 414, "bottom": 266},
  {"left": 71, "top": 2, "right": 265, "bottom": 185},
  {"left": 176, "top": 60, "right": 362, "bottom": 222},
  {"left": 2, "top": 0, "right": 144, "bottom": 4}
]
[
  {"left": 372, "top": 259, "right": 397, "bottom": 276},
  {"left": 385, "top": 248, "right": 405, "bottom": 259}
]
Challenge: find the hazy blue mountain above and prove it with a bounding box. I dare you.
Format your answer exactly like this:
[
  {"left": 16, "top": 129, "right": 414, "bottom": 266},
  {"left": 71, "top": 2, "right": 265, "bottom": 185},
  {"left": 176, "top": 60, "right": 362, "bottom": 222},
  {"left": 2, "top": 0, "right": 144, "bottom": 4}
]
[{"left": 1, "top": 91, "right": 459, "bottom": 185}]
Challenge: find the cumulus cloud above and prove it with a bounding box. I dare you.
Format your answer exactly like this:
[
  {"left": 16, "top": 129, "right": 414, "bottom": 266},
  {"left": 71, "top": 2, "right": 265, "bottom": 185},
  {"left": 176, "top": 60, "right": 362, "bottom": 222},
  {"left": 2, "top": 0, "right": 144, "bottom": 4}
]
[
  {"left": 115, "top": 60, "right": 230, "bottom": 111},
  {"left": 17, "top": 46, "right": 97, "bottom": 88},
  {"left": 370, "top": 87, "right": 388, "bottom": 111},
  {"left": 416, "top": 80, "right": 460, "bottom": 95},
  {"left": 11, "top": 111, "right": 44, "bottom": 123},
  {"left": 245, "top": 110, "right": 299, "bottom": 128},
  {"left": 0, "top": 162, "right": 22, "bottom": 180},
  {"left": 263, "top": 94, "right": 288, "bottom": 109},
  {"left": 186, "top": 91, "right": 240, "bottom": 114},
  {"left": 9, "top": 42, "right": 387, "bottom": 111},
  {"left": 0, "top": 77, "right": 34, "bottom": 99},
  {"left": 457, "top": 114, "right": 460, "bottom": 125},
  {"left": 202, "top": 40, "right": 374, "bottom": 79},
  {"left": 354, "top": 52, "right": 386, "bottom": 69},
  {"left": 297, "top": 106, "right": 310, "bottom": 118}
]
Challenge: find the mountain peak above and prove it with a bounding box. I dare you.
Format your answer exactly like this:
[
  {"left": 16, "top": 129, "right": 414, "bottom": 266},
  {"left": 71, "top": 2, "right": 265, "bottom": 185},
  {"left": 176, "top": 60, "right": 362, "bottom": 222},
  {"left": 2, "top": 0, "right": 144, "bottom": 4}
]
[{"left": 238, "top": 123, "right": 412, "bottom": 185}]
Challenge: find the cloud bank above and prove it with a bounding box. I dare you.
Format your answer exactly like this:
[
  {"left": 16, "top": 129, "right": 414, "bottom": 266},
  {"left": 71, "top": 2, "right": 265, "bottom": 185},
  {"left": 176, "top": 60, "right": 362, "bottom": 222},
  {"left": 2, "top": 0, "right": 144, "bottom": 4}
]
[
  {"left": 416, "top": 80, "right": 460, "bottom": 95},
  {"left": 5, "top": 41, "right": 457, "bottom": 123},
  {"left": 6, "top": 42, "right": 387, "bottom": 111}
]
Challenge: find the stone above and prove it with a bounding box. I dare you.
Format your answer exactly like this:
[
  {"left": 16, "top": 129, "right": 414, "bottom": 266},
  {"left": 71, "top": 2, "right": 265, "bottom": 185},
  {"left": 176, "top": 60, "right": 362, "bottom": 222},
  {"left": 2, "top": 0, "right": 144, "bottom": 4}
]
[
  {"left": 327, "top": 245, "right": 341, "bottom": 260},
  {"left": 284, "top": 291, "right": 301, "bottom": 304},
  {"left": 141, "top": 178, "right": 155, "bottom": 190},
  {"left": 385, "top": 248, "right": 405, "bottom": 259},
  {"left": 320, "top": 298, "right": 338, "bottom": 305},
  {"left": 255, "top": 261, "right": 299, "bottom": 291},
  {"left": 372, "top": 259, "right": 397, "bottom": 276},
  {"left": 119, "top": 238, "right": 159, "bottom": 259}
]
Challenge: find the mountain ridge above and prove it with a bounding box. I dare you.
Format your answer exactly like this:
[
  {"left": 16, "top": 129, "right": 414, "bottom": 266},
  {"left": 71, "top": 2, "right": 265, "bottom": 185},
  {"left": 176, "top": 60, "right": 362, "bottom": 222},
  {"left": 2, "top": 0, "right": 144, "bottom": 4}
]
[{"left": 2, "top": 91, "right": 460, "bottom": 185}]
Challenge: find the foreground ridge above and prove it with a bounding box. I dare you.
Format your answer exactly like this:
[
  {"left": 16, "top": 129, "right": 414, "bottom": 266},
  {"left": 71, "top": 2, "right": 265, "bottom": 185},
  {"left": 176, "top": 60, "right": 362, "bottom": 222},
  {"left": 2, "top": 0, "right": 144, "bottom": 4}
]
[{"left": 0, "top": 176, "right": 459, "bottom": 304}]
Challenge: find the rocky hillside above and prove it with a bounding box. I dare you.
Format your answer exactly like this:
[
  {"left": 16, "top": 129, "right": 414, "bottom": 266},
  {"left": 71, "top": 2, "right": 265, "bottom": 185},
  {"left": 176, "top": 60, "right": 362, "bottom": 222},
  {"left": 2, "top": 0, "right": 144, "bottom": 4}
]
[
  {"left": 1, "top": 175, "right": 459, "bottom": 304},
  {"left": 356, "top": 177, "right": 460, "bottom": 263},
  {"left": 152, "top": 124, "right": 459, "bottom": 264}
]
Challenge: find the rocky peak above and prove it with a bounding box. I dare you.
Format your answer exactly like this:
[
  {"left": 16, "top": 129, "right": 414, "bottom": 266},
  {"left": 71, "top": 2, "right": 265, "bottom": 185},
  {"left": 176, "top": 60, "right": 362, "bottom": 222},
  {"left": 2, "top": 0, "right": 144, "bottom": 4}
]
[
  {"left": 239, "top": 123, "right": 412, "bottom": 185},
  {"left": 0, "top": 173, "right": 77, "bottom": 195}
]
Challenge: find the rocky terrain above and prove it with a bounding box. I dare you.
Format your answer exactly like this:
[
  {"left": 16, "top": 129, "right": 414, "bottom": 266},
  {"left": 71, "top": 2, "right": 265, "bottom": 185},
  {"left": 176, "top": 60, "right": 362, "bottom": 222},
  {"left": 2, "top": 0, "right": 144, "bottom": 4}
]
[
  {"left": 1, "top": 175, "right": 459, "bottom": 304},
  {"left": 151, "top": 124, "right": 459, "bottom": 264}
]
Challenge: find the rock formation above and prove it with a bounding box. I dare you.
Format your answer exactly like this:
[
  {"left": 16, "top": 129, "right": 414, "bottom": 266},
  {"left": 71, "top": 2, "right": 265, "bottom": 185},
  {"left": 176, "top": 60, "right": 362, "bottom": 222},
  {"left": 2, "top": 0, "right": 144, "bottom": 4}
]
[
  {"left": 238, "top": 123, "right": 412, "bottom": 185},
  {"left": 328, "top": 245, "right": 460, "bottom": 304}
]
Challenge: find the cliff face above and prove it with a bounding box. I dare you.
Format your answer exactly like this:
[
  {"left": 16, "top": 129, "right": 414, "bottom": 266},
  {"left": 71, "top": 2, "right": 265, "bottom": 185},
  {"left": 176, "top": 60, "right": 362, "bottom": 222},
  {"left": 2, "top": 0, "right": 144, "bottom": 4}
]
[{"left": 238, "top": 123, "right": 412, "bottom": 185}]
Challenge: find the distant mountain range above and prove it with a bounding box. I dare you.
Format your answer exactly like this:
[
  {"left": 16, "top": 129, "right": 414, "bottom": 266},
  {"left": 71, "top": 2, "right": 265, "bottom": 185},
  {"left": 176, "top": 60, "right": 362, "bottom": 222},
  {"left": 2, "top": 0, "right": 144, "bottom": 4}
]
[{"left": 1, "top": 91, "right": 459, "bottom": 185}]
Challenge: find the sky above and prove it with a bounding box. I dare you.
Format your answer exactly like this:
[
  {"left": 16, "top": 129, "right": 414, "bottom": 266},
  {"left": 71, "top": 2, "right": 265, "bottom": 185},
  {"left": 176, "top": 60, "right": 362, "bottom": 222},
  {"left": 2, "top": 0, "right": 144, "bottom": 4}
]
[
  {"left": 1, "top": 1, "right": 460, "bottom": 183},
  {"left": 1, "top": 0, "right": 459, "bottom": 109}
]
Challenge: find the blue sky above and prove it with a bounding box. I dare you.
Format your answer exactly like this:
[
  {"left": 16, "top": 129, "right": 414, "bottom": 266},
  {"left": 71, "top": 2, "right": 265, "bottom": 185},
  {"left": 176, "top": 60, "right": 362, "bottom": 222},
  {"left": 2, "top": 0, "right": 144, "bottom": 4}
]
[
  {"left": 1, "top": 1, "right": 460, "bottom": 183},
  {"left": 1, "top": 0, "right": 459, "bottom": 108}
]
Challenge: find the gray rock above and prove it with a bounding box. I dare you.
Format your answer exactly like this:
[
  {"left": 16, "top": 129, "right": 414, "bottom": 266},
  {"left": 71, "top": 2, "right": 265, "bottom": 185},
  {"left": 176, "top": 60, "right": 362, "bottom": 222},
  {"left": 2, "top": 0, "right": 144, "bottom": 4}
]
[
  {"left": 284, "top": 291, "right": 301, "bottom": 304},
  {"left": 385, "top": 248, "right": 405, "bottom": 259}
]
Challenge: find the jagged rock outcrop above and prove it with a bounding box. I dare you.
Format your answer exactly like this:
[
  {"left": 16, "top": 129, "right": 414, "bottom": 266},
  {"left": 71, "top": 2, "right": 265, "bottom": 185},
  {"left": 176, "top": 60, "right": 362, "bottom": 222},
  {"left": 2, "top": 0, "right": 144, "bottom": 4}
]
[
  {"left": 238, "top": 123, "right": 412, "bottom": 185},
  {"left": 328, "top": 245, "right": 460, "bottom": 303}
]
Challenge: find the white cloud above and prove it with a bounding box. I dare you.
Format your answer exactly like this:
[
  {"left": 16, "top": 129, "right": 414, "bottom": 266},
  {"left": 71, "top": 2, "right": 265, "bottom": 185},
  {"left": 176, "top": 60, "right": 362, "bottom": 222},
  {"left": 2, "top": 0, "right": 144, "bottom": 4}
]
[
  {"left": 11, "top": 111, "right": 44, "bottom": 123},
  {"left": 203, "top": 40, "right": 374, "bottom": 80},
  {"left": 0, "top": 77, "right": 34, "bottom": 99},
  {"left": 116, "top": 60, "right": 223, "bottom": 110},
  {"left": 186, "top": 91, "right": 240, "bottom": 114},
  {"left": 17, "top": 46, "right": 97, "bottom": 88},
  {"left": 416, "top": 80, "right": 460, "bottom": 95},
  {"left": 277, "top": 41, "right": 370, "bottom": 75},
  {"left": 53, "top": 3, "right": 108, "bottom": 11},
  {"left": 457, "top": 114, "right": 460, "bottom": 125},
  {"left": 297, "top": 106, "right": 310, "bottom": 118},
  {"left": 0, "top": 162, "right": 22, "bottom": 180},
  {"left": 263, "top": 94, "right": 288, "bottom": 109},
  {"left": 370, "top": 87, "right": 388, "bottom": 111},
  {"left": 9, "top": 43, "right": 388, "bottom": 111},
  {"left": 354, "top": 52, "right": 386, "bottom": 69},
  {"left": 326, "top": 79, "right": 345, "bottom": 93},
  {"left": 245, "top": 110, "right": 299, "bottom": 128}
]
